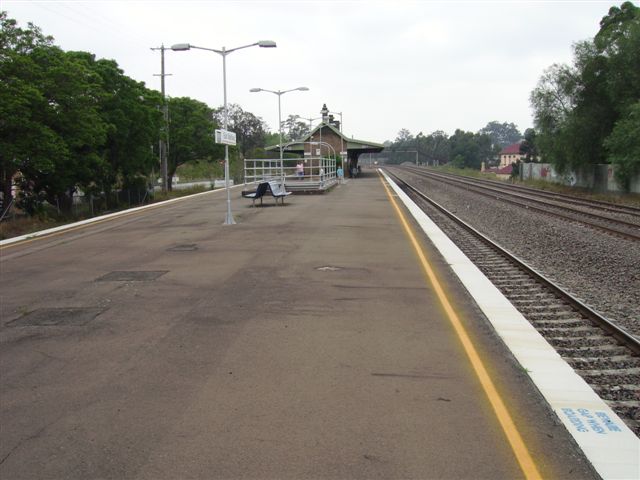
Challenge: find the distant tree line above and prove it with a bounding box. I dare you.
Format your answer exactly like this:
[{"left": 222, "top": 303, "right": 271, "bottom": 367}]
[
  {"left": 0, "top": 12, "right": 274, "bottom": 216},
  {"left": 381, "top": 121, "right": 523, "bottom": 169}
]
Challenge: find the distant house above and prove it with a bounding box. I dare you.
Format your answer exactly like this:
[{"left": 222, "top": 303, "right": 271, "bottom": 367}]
[{"left": 499, "top": 142, "right": 524, "bottom": 167}]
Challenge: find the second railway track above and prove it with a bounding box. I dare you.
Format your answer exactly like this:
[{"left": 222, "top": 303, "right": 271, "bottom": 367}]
[{"left": 400, "top": 165, "right": 640, "bottom": 241}]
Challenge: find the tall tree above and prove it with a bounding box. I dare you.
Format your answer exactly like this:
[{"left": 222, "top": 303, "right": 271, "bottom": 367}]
[
  {"left": 214, "top": 104, "right": 267, "bottom": 158},
  {"left": 415, "top": 131, "right": 449, "bottom": 166},
  {"left": 0, "top": 12, "right": 59, "bottom": 210},
  {"left": 448, "top": 130, "right": 493, "bottom": 169},
  {"left": 70, "top": 53, "right": 163, "bottom": 193},
  {"left": 394, "top": 128, "right": 414, "bottom": 146},
  {"left": 519, "top": 128, "right": 540, "bottom": 163},
  {"left": 530, "top": 1, "right": 640, "bottom": 187},
  {"left": 605, "top": 101, "right": 640, "bottom": 189},
  {"left": 167, "top": 96, "right": 221, "bottom": 188},
  {"left": 479, "top": 121, "right": 522, "bottom": 148},
  {"left": 282, "top": 114, "right": 309, "bottom": 141},
  {"left": 0, "top": 13, "right": 108, "bottom": 213},
  {"left": 530, "top": 62, "right": 580, "bottom": 171}
]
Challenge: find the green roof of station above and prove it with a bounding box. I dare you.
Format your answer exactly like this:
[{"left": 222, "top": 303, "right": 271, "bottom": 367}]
[{"left": 267, "top": 122, "right": 384, "bottom": 154}]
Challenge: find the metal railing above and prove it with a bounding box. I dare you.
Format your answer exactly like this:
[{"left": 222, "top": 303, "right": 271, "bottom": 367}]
[{"left": 244, "top": 157, "right": 337, "bottom": 189}]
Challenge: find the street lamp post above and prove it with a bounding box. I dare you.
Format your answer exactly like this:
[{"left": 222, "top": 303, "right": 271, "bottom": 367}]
[
  {"left": 171, "top": 40, "right": 276, "bottom": 225},
  {"left": 293, "top": 115, "right": 321, "bottom": 158},
  {"left": 249, "top": 87, "right": 309, "bottom": 186},
  {"left": 294, "top": 115, "right": 321, "bottom": 133}
]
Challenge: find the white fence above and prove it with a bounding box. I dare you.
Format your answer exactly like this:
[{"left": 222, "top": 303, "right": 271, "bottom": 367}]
[
  {"left": 520, "top": 163, "right": 640, "bottom": 194},
  {"left": 244, "top": 157, "right": 337, "bottom": 190}
]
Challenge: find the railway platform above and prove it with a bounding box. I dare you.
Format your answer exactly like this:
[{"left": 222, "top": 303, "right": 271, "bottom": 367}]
[{"left": 0, "top": 171, "right": 629, "bottom": 479}]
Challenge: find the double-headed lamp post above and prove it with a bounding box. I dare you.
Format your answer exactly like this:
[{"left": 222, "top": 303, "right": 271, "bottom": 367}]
[
  {"left": 294, "top": 115, "right": 322, "bottom": 132},
  {"left": 249, "top": 87, "right": 309, "bottom": 186},
  {"left": 171, "top": 40, "right": 276, "bottom": 225}
]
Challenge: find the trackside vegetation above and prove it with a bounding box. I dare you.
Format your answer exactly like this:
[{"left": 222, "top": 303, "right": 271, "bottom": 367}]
[
  {"left": 530, "top": 1, "right": 640, "bottom": 190},
  {"left": 383, "top": 3, "right": 639, "bottom": 192},
  {"left": 0, "top": 11, "right": 276, "bottom": 223}
]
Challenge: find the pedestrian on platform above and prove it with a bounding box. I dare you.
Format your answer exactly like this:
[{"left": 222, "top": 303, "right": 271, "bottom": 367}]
[{"left": 296, "top": 162, "right": 304, "bottom": 179}]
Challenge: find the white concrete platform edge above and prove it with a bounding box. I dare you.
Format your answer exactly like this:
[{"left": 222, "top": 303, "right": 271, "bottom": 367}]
[
  {"left": 0, "top": 185, "right": 241, "bottom": 247},
  {"left": 381, "top": 169, "right": 639, "bottom": 480}
]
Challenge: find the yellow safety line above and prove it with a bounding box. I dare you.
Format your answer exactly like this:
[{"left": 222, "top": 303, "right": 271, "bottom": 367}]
[{"left": 378, "top": 172, "right": 542, "bottom": 480}]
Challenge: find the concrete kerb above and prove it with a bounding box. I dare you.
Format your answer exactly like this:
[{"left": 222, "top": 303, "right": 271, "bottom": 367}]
[{"left": 0, "top": 185, "right": 243, "bottom": 247}]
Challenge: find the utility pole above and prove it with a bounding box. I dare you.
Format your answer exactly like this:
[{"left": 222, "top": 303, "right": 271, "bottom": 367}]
[{"left": 151, "top": 45, "right": 172, "bottom": 193}]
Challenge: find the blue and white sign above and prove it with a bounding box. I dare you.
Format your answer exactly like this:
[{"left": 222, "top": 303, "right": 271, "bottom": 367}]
[{"left": 560, "top": 407, "right": 623, "bottom": 435}]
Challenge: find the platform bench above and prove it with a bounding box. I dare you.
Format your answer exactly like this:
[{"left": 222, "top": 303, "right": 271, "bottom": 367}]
[
  {"left": 268, "top": 181, "right": 292, "bottom": 205},
  {"left": 242, "top": 182, "right": 269, "bottom": 206}
]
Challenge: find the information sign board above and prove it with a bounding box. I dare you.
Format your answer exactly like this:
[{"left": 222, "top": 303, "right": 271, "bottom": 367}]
[{"left": 215, "top": 129, "right": 237, "bottom": 146}]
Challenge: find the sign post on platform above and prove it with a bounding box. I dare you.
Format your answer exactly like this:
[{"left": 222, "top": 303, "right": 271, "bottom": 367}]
[
  {"left": 215, "top": 129, "right": 237, "bottom": 146},
  {"left": 171, "top": 40, "right": 276, "bottom": 225}
]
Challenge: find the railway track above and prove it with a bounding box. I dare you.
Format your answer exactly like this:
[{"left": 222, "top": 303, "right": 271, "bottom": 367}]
[
  {"left": 384, "top": 168, "right": 640, "bottom": 436},
  {"left": 399, "top": 165, "right": 640, "bottom": 241}
]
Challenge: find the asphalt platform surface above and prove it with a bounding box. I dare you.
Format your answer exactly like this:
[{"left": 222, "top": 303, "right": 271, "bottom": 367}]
[{"left": 0, "top": 170, "right": 597, "bottom": 479}]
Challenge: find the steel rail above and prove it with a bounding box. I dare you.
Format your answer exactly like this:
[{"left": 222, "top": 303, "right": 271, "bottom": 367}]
[
  {"left": 398, "top": 166, "right": 640, "bottom": 241},
  {"left": 386, "top": 169, "right": 640, "bottom": 356},
  {"left": 412, "top": 166, "right": 640, "bottom": 217},
  {"left": 414, "top": 168, "right": 640, "bottom": 226}
]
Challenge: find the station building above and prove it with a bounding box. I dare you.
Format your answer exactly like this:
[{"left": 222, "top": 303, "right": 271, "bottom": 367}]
[{"left": 280, "top": 104, "right": 384, "bottom": 177}]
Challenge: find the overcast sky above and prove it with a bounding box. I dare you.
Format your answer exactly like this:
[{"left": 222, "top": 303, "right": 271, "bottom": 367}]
[{"left": 3, "top": 0, "right": 622, "bottom": 143}]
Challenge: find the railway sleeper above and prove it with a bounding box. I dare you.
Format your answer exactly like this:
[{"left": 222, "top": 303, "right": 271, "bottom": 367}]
[
  {"left": 522, "top": 312, "right": 580, "bottom": 320},
  {"left": 532, "top": 320, "right": 596, "bottom": 332},
  {"left": 517, "top": 304, "right": 573, "bottom": 312},
  {"left": 474, "top": 261, "right": 512, "bottom": 267},
  {"left": 595, "top": 390, "right": 640, "bottom": 403},
  {"left": 537, "top": 326, "right": 603, "bottom": 336},
  {"left": 481, "top": 269, "right": 527, "bottom": 276},
  {"left": 568, "top": 354, "right": 638, "bottom": 364},
  {"left": 575, "top": 366, "right": 640, "bottom": 376},
  {"left": 572, "top": 361, "right": 640, "bottom": 372},
  {"left": 499, "top": 285, "right": 546, "bottom": 293},
  {"left": 479, "top": 265, "right": 523, "bottom": 272},
  {"left": 491, "top": 278, "right": 537, "bottom": 285},
  {"left": 533, "top": 319, "right": 590, "bottom": 328},
  {"left": 603, "top": 400, "right": 640, "bottom": 410},
  {"left": 487, "top": 275, "right": 534, "bottom": 283},
  {"left": 459, "top": 245, "right": 492, "bottom": 254},
  {"left": 555, "top": 344, "right": 630, "bottom": 355},
  {"left": 503, "top": 292, "right": 551, "bottom": 300},
  {"left": 592, "top": 384, "right": 640, "bottom": 393},
  {"left": 548, "top": 339, "right": 611, "bottom": 348}
]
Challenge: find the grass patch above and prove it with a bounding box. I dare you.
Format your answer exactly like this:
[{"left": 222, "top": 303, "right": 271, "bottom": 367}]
[
  {"left": 0, "top": 216, "right": 68, "bottom": 241},
  {"left": 0, "top": 185, "right": 212, "bottom": 241},
  {"left": 434, "top": 165, "right": 497, "bottom": 180},
  {"left": 150, "top": 185, "right": 209, "bottom": 203},
  {"left": 176, "top": 161, "right": 223, "bottom": 181}
]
